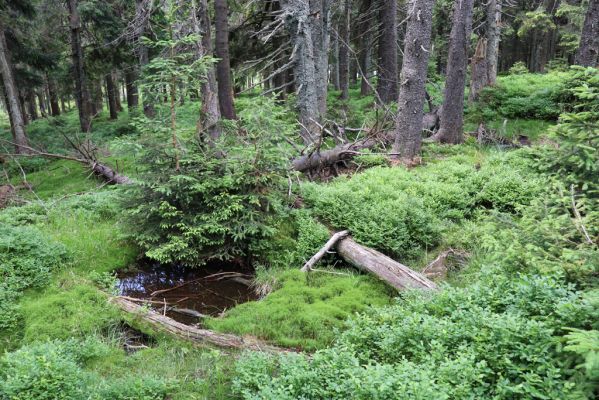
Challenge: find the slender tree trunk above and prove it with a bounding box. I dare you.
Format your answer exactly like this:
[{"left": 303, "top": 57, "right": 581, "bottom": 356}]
[
  {"left": 68, "top": 0, "right": 92, "bottom": 132},
  {"left": 214, "top": 0, "right": 237, "bottom": 120},
  {"left": 338, "top": 0, "right": 351, "bottom": 100},
  {"left": 36, "top": 91, "right": 46, "bottom": 118},
  {"left": 331, "top": 33, "right": 340, "bottom": 90},
  {"left": 194, "top": 0, "right": 222, "bottom": 144},
  {"left": 359, "top": 0, "right": 373, "bottom": 96},
  {"left": 376, "top": 0, "right": 398, "bottom": 104},
  {"left": 124, "top": 67, "right": 139, "bottom": 111},
  {"left": 105, "top": 73, "right": 118, "bottom": 120},
  {"left": 392, "top": 0, "right": 436, "bottom": 161},
  {"left": 485, "top": 0, "right": 501, "bottom": 84},
  {"left": 47, "top": 77, "right": 61, "bottom": 116},
  {"left": 468, "top": 37, "right": 488, "bottom": 102},
  {"left": 113, "top": 71, "right": 123, "bottom": 112},
  {"left": 433, "top": 0, "right": 474, "bottom": 144},
  {"left": 0, "top": 27, "right": 30, "bottom": 153},
  {"left": 135, "top": 0, "right": 155, "bottom": 118},
  {"left": 575, "top": 0, "right": 599, "bottom": 67},
  {"left": 27, "top": 90, "right": 38, "bottom": 121}
]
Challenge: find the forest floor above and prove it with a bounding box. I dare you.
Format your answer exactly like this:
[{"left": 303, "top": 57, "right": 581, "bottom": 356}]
[{"left": 1, "top": 72, "right": 596, "bottom": 399}]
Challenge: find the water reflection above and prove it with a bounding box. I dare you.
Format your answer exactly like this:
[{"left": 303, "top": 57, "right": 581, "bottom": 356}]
[{"left": 116, "top": 260, "right": 257, "bottom": 325}]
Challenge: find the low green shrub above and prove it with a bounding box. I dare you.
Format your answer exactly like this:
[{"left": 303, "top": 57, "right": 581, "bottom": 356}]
[
  {"left": 250, "top": 209, "right": 331, "bottom": 270},
  {"left": 302, "top": 152, "right": 542, "bottom": 261},
  {"left": 0, "top": 224, "right": 67, "bottom": 330},
  {"left": 0, "top": 339, "right": 170, "bottom": 400},
  {"left": 471, "top": 70, "right": 569, "bottom": 121},
  {"left": 91, "top": 377, "right": 170, "bottom": 400},
  {"left": 233, "top": 274, "right": 596, "bottom": 399},
  {"left": 0, "top": 341, "right": 88, "bottom": 400}
]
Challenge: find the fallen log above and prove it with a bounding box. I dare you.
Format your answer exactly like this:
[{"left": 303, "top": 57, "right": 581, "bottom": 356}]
[
  {"left": 110, "top": 296, "right": 290, "bottom": 353},
  {"left": 291, "top": 111, "right": 439, "bottom": 173},
  {"left": 301, "top": 230, "right": 349, "bottom": 272},
  {"left": 0, "top": 139, "right": 132, "bottom": 185},
  {"left": 336, "top": 237, "right": 438, "bottom": 291}
]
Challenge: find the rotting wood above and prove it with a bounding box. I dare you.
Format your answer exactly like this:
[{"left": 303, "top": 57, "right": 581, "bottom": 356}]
[
  {"left": 291, "top": 112, "right": 439, "bottom": 173},
  {"left": 301, "top": 230, "right": 349, "bottom": 272},
  {"left": 110, "top": 296, "right": 290, "bottom": 353},
  {"left": 422, "top": 249, "right": 469, "bottom": 279},
  {"left": 336, "top": 237, "right": 437, "bottom": 291}
]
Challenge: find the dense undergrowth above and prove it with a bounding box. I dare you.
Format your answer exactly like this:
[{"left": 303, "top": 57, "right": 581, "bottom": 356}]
[{"left": 0, "top": 69, "right": 597, "bottom": 399}]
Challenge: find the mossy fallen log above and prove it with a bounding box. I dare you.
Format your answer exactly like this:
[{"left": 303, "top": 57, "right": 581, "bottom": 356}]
[{"left": 110, "top": 296, "right": 290, "bottom": 353}]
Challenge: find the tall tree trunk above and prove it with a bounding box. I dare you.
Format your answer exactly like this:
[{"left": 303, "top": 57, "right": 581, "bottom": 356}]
[
  {"left": 338, "top": 0, "right": 351, "bottom": 100},
  {"left": 392, "top": 0, "right": 436, "bottom": 161},
  {"left": 19, "top": 92, "right": 29, "bottom": 125},
  {"left": 135, "top": 0, "right": 155, "bottom": 118},
  {"left": 358, "top": 0, "right": 373, "bottom": 96},
  {"left": 113, "top": 71, "right": 123, "bottom": 112},
  {"left": 0, "top": 27, "right": 30, "bottom": 153},
  {"left": 47, "top": 77, "right": 61, "bottom": 116},
  {"left": 433, "top": 0, "right": 474, "bottom": 144},
  {"left": 36, "top": 91, "right": 46, "bottom": 118},
  {"left": 27, "top": 90, "right": 38, "bottom": 121},
  {"left": 331, "top": 33, "right": 340, "bottom": 90},
  {"left": 468, "top": 37, "right": 488, "bottom": 102},
  {"left": 485, "top": 0, "right": 501, "bottom": 84},
  {"left": 281, "top": 0, "right": 330, "bottom": 144},
  {"left": 214, "top": 0, "right": 237, "bottom": 120},
  {"left": 124, "top": 67, "right": 139, "bottom": 111},
  {"left": 311, "top": 0, "right": 332, "bottom": 118},
  {"left": 575, "top": 0, "right": 599, "bottom": 67},
  {"left": 194, "top": 0, "right": 222, "bottom": 143},
  {"left": 105, "top": 73, "right": 118, "bottom": 120},
  {"left": 68, "top": 0, "right": 92, "bottom": 132},
  {"left": 376, "top": 0, "right": 398, "bottom": 104}
]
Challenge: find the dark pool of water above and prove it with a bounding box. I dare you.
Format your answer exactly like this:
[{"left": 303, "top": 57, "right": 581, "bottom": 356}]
[{"left": 116, "top": 260, "right": 258, "bottom": 325}]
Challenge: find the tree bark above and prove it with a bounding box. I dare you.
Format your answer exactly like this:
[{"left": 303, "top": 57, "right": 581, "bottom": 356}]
[
  {"left": 47, "top": 77, "right": 61, "bottom": 116},
  {"left": 331, "top": 34, "right": 340, "bottom": 90},
  {"left": 358, "top": 0, "right": 373, "bottom": 96},
  {"left": 575, "top": 0, "right": 599, "bottom": 67},
  {"left": 392, "top": 0, "right": 436, "bottom": 161},
  {"left": 485, "top": 0, "right": 501, "bottom": 85},
  {"left": 214, "top": 0, "right": 237, "bottom": 120},
  {"left": 376, "top": 0, "right": 398, "bottom": 104},
  {"left": 468, "top": 37, "right": 488, "bottom": 103},
  {"left": 124, "top": 68, "right": 139, "bottom": 111},
  {"left": 194, "top": 0, "right": 222, "bottom": 144},
  {"left": 113, "top": 71, "right": 123, "bottom": 112},
  {"left": 281, "top": 0, "right": 328, "bottom": 144},
  {"left": 135, "top": 0, "right": 155, "bottom": 118},
  {"left": 433, "top": 0, "right": 474, "bottom": 144},
  {"left": 311, "top": 0, "right": 332, "bottom": 117},
  {"left": 26, "top": 90, "right": 38, "bottom": 121},
  {"left": 35, "top": 91, "right": 46, "bottom": 118},
  {"left": 105, "top": 73, "right": 119, "bottom": 120},
  {"left": 337, "top": 237, "right": 438, "bottom": 290},
  {"left": 301, "top": 230, "right": 349, "bottom": 272},
  {"left": 68, "top": 0, "right": 92, "bottom": 132},
  {"left": 0, "top": 26, "right": 30, "bottom": 153},
  {"left": 338, "top": 0, "right": 351, "bottom": 100}
]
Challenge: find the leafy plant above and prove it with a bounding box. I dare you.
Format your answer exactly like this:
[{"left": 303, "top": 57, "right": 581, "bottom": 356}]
[{"left": 125, "top": 131, "right": 292, "bottom": 266}]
